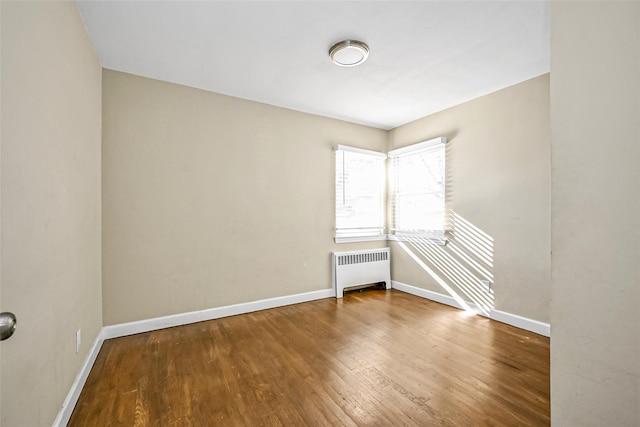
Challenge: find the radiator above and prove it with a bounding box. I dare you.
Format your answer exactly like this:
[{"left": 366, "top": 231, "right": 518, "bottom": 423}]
[{"left": 332, "top": 248, "right": 391, "bottom": 298}]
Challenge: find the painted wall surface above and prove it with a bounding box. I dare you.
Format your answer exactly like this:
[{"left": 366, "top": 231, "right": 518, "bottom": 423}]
[
  {"left": 0, "top": 2, "right": 102, "bottom": 426},
  {"left": 387, "top": 74, "right": 551, "bottom": 323},
  {"left": 102, "top": 70, "right": 387, "bottom": 325},
  {"left": 550, "top": 2, "right": 639, "bottom": 425}
]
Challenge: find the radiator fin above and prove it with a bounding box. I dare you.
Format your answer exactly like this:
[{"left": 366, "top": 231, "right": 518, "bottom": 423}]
[{"left": 337, "top": 251, "right": 388, "bottom": 266}]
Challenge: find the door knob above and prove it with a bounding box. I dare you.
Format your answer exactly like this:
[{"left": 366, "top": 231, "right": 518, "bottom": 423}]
[{"left": 0, "top": 312, "right": 17, "bottom": 341}]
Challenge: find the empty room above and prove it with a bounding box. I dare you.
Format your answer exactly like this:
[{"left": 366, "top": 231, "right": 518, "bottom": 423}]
[{"left": 1, "top": 1, "right": 638, "bottom": 426}]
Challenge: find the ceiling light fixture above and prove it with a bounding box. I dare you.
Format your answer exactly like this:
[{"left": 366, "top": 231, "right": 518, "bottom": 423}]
[{"left": 329, "top": 40, "right": 369, "bottom": 67}]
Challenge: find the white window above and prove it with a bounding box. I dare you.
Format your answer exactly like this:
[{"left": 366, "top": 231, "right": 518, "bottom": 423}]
[
  {"left": 334, "top": 145, "right": 387, "bottom": 242},
  {"left": 389, "top": 137, "right": 447, "bottom": 241}
]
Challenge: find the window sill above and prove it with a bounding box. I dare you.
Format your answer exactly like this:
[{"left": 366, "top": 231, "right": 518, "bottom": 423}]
[
  {"left": 387, "top": 235, "right": 447, "bottom": 246},
  {"left": 334, "top": 234, "right": 447, "bottom": 246},
  {"left": 334, "top": 235, "right": 389, "bottom": 244}
]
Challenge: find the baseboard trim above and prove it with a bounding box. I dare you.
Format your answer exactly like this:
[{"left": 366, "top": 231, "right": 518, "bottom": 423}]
[
  {"left": 391, "top": 280, "right": 468, "bottom": 310},
  {"left": 489, "top": 308, "right": 550, "bottom": 337},
  {"left": 52, "top": 331, "right": 105, "bottom": 427},
  {"left": 102, "top": 288, "right": 334, "bottom": 340},
  {"left": 391, "top": 281, "right": 550, "bottom": 337}
]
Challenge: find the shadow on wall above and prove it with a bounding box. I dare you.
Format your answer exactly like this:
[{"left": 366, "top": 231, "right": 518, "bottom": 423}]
[{"left": 397, "top": 210, "right": 494, "bottom": 316}]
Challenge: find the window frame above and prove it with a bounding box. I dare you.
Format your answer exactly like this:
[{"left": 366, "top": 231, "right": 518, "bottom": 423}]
[
  {"left": 388, "top": 137, "right": 447, "bottom": 244},
  {"left": 334, "top": 145, "right": 387, "bottom": 243}
]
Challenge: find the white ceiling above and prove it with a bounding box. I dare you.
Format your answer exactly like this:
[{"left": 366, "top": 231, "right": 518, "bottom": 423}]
[{"left": 76, "top": 1, "right": 550, "bottom": 130}]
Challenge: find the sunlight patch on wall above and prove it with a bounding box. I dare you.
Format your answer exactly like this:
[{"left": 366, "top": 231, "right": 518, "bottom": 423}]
[
  {"left": 397, "top": 241, "right": 476, "bottom": 314},
  {"left": 398, "top": 211, "right": 495, "bottom": 316}
]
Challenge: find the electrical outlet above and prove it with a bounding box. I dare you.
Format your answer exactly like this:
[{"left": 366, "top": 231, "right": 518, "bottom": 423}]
[
  {"left": 75, "top": 329, "right": 81, "bottom": 354},
  {"left": 481, "top": 280, "right": 491, "bottom": 293}
]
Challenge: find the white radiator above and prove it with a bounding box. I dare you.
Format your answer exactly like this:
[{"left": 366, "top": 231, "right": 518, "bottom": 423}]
[{"left": 332, "top": 248, "right": 391, "bottom": 298}]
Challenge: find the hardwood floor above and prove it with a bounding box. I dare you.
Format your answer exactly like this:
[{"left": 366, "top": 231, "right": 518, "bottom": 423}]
[{"left": 68, "top": 289, "right": 550, "bottom": 426}]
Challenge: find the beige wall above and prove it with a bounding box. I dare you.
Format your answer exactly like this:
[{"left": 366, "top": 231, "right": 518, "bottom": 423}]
[
  {"left": 0, "top": 2, "right": 102, "bottom": 426},
  {"left": 387, "top": 74, "right": 551, "bottom": 323},
  {"left": 551, "top": 2, "right": 639, "bottom": 425},
  {"left": 103, "top": 71, "right": 550, "bottom": 326},
  {"left": 102, "top": 70, "right": 387, "bottom": 325}
]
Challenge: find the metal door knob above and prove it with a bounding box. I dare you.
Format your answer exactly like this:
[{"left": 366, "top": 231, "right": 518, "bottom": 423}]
[{"left": 0, "top": 312, "right": 17, "bottom": 341}]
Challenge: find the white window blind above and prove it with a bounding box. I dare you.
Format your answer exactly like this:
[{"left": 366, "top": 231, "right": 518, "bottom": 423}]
[
  {"left": 389, "top": 137, "right": 447, "bottom": 239},
  {"left": 335, "top": 145, "right": 386, "bottom": 239}
]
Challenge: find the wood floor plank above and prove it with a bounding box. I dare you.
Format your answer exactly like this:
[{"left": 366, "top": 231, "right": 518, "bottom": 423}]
[{"left": 68, "top": 289, "right": 550, "bottom": 426}]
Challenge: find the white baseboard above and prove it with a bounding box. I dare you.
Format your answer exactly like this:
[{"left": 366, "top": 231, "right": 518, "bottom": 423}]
[
  {"left": 391, "top": 280, "right": 469, "bottom": 310},
  {"left": 391, "top": 281, "right": 550, "bottom": 337},
  {"left": 52, "top": 331, "right": 105, "bottom": 427},
  {"left": 102, "top": 288, "right": 333, "bottom": 340},
  {"left": 489, "top": 308, "right": 550, "bottom": 337}
]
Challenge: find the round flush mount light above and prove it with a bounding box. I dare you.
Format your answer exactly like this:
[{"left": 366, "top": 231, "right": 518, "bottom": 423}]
[{"left": 329, "top": 40, "right": 369, "bottom": 67}]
